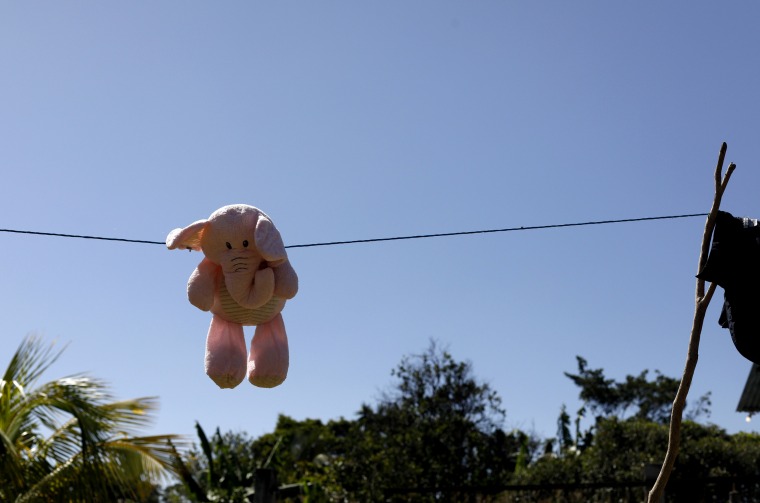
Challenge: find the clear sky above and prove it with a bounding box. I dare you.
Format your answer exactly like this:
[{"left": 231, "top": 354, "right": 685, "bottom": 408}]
[{"left": 3, "top": 2, "right": 760, "bottom": 445}]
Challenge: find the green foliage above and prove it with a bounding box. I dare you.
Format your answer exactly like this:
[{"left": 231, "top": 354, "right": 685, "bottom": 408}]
[
  {"left": 168, "top": 423, "right": 259, "bottom": 502},
  {"left": 170, "top": 341, "right": 522, "bottom": 502},
  {"left": 168, "top": 417, "right": 349, "bottom": 502},
  {"left": 251, "top": 415, "right": 349, "bottom": 502},
  {"left": 581, "top": 417, "right": 667, "bottom": 483},
  {"left": 168, "top": 347, "right": 760, "bottom": 502},
  {"left": 556, "top": 405, "right": 574, "bottom": 454},
  {"left": 336, "top": 340, "right": 517, "bottom": 502},
  {"left": 516, "top": 416, "right": 760, "bottom": 502},
  {"left": 0, "top": 335, "right": 182, "bottom": 502},
  {"left": 564, "top": 356, "right": 711, "bottom": 423},
  {"left": 673, "top": 421, "right": 760, "bottom": 499}
]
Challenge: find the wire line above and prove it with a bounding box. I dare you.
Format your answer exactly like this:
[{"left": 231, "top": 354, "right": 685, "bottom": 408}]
[
  {"left": 285, "top": 213, "right": 708, "bottom": 248},
  {"left": 0, "top": 229, "right": 165, "bottom": 245},
  {"left": 0, "top": 213, "right": 708, "bottom": 249}
]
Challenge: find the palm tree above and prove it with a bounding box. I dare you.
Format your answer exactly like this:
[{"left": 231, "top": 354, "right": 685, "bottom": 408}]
[{"left": 0, "top": 335, "right": 184, "bottom": 502}]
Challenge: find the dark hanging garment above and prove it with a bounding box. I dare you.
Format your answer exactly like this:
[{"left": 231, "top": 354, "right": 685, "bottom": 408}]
[{"left": 697, "top": 211, "right": 760, "bottom": 364}]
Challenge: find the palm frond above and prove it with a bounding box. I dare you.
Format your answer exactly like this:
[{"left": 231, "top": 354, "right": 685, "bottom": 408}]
[
  {"left": 0, "top": 427, "right": 24, "bottom": 490},
  {"left": 169, "top": 439, "right": 210, "bottom": 502},
  {"left": 0, "top": 336, "right": 66, "bottom": 443},
  {"left": 196, "top": 421, "right": 216, "bottom": 488},
  {"left": 104, "top": 434, "right": 186, "bottom": 480},
  {"left": 15, "top": 450, "right": 79, "bottom": 503},
  {"left": 100, "top": 396, "right": 162, "bottom": 432},
  {"left": 18, "top": 448, "right": 126, "bottom": 503},
  {"left": 1, "top": 336, "right": 185, "bottom": 501},
  {"left": 2, "top": 335, "right": 66, "bottom": 393},
  {"left": 10, "top": 375, "right": 113, "bottom": 451},
  {"left": 30, "top": 416, "right": 82, "bottom": 464}
]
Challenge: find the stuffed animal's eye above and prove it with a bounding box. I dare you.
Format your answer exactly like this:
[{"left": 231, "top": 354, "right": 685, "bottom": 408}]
[
  {"left": 225, "top": 242, "right": 232, "bottom": 250},
  {"left": 243, "top": 240, "right": 249, "bottom": 247}
]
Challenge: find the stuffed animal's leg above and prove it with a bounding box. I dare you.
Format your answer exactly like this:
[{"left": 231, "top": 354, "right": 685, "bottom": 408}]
[
  {"left": 205, "top": 315, "right": 247, "bottom": 389},
  {"left": 248, "top": 313, "right": 289, "bottom": 388}
]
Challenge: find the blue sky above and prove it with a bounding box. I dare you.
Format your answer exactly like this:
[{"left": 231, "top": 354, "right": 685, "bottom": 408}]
[{"left": 3, "top": 2, "right": 760, "bottom": 446}]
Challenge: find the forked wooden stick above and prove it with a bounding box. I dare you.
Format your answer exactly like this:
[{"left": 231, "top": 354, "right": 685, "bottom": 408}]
[{"left": 647, "top": 143, "right": 736, "bottom": 502}]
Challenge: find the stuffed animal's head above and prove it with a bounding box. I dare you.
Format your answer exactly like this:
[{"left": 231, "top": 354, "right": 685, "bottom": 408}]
[{"left": 166, "top": 204, "right": 288, "bottom": 278}]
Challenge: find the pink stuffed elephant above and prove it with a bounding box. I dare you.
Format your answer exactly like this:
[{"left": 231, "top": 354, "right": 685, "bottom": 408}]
[{"left": 166, "top": 204, "right": 298, "bottom": 389}]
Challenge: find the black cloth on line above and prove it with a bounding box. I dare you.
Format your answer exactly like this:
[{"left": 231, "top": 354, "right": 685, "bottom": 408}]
[{"left": 697, "top": 210, "right": 760, "bottom": 364}]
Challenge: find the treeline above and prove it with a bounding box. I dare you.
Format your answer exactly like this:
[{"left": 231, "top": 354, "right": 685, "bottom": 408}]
[
  {"left": 164, "top": 343, "right": 760, "bottom": 502},
  {"left": 8, "top": 336, "right": 758, "bottom": 502}
]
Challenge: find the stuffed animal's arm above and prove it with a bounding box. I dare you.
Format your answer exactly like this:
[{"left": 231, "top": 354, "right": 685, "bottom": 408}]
[
  {"left": 188, "top": 258, "right": 219, "bottom": 311},
  {"left": 273, "top": 260, "right": 298, "bottom": 299},
  {"left": 242, "top": 267, "right": 275, "bottom": 309}
]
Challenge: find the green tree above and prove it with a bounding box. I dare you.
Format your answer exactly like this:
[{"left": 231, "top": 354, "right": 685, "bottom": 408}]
[
  {"left": 0, "top": 335, "right": 182, "bottom": 502},
  {"left": 564, "top": 356, "right": 711, "bottom": 423},
  {"left": 516, "top": 416, "right": 760, "bottom": 502},
  {"left": 168, "top": 342, "right": 530, "bottom": 502},
  {"left": 516, "top": 358, "right": 760, "bottom": 502},
  {"left": 167, "top": 422, "right": 259, "bottom": 502},
  {"left": 252, "top": 415, "right": 350, "bottom": 502},
  {"left": 168, "top": 416, "right": 347, "bottom": 502},
  {"left": 338, "top": 340, "right": 519, "bottom": 502},
  {"left": 556, "top": 405, "right": 572, "bottom": 454},
  {"left": 585, "top": 418, "right": 760, "bottom": 501}
]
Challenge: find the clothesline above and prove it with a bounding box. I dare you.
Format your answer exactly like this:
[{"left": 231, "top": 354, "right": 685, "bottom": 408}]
[{"left": 0, "top": 212, "right": 708, "bottom": 249}]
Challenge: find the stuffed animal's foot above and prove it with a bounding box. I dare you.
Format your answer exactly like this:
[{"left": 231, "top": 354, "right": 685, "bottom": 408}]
[
  {"left": 248, "top": 313, "right": 289, "bottom": 388},
  {"left": 205, "top": 316, "right": 247, "bottom": 389}
]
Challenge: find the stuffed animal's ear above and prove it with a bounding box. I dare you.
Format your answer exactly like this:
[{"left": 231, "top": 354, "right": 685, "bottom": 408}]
[
  {"left": 166, "top": 219, "right": 209, "bottom": 251},
  {"left": 255, "top": 215, "right": 287, "bottom": 265}
]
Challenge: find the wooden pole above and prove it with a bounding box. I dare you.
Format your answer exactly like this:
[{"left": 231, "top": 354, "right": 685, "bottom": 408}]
[
  {"left": 647, "top": 143, "right": 735, "bottom": 502},
  {"left": 253, "top": 468, "right": 278, "bottom": 503}
]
